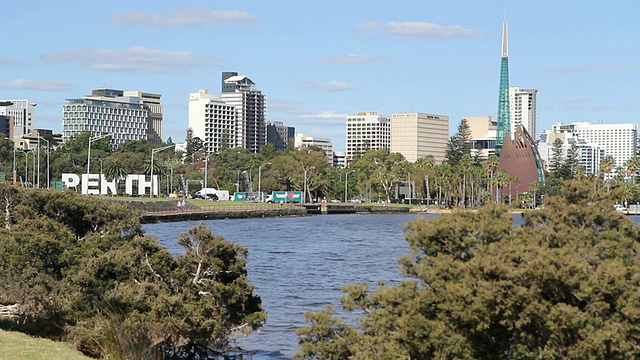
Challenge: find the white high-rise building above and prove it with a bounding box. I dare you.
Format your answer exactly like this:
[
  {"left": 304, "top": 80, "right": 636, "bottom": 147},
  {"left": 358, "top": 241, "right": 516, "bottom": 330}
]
[
  {"left": 390, "top": 112, "right": 449, "bottom": 163},
  {"left": 509, "top": 87, "right": 538, "bottom": 139},
  {"left": 221, "top": 72, "right": 267, "bottom": 153},
  {"left": 62, "top": 89, "right": 160, "bottom": 147},
  {"left": 346, "top": 112, "right": 391, "bottom": 163},
  {"left": 188, "top": 89, "right": 236, "bottom": 154},
  {"left": 545, "top": 122, "right": 638, "bottom": 177},
  {"left": 295, "top": 133, "right": 334, "bottom": 163},
  {"left": 0, "top": 99, "right": 36, "bottom": 139}
]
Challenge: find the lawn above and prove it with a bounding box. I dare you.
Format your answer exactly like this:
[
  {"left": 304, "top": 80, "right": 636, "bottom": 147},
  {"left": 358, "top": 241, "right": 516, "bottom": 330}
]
[{"left": 0, "top": 330, "right": 90, "bottom": 360}]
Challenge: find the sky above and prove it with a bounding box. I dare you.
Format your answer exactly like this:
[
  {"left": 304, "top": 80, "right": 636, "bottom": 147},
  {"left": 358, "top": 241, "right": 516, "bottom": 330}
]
[{"left": 1, "top": 1, "right": 638, "bottom": 152}]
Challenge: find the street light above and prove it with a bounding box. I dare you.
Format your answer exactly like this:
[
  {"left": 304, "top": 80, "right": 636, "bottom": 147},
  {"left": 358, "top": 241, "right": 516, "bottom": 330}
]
[
  {"left": 345, "top": 170, "right": 356, "bottom": 203},
  {"left": 150, "top": 144, "right": 175, "bottom": 198},
  {"left": 204, "top": 153, "right": 213, "bottom": 190},
  {"left": 258, "top": 162, "right": 272, "bottom": 202},
  {"left": 38, "top": 137, "right": 50, "bottom": 189},
  {"left": 92, "top": 157, "right": 104, "bottom": 186},
  {"left": 303, "top": 166, "right": 316, "bottom": 204},
  {"left": 87, "top": 133, "right": 112, "bottom": 177},
  {"left": 16, "top": 149, "right": 29, "bottom": 186}
]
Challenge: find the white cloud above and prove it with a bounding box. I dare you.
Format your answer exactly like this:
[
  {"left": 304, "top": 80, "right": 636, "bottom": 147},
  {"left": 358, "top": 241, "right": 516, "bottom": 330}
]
[
  {"left": 40, "top": 46, "right": 210, "bottom": 73},
  {"left": 357, "top": 21, "right": 484, "bottom": 39},
  {"left": 112, "top": 7, "right": 254, "bottom": 27},
  {"left": 0, "top": 79, "right": 73, "bottom": 91},
  {"left": 316, "top": 54, "right": 390, "bottom": 64},
  {"left": 300, "top": 80, "right": 359, "bottom": 92}
]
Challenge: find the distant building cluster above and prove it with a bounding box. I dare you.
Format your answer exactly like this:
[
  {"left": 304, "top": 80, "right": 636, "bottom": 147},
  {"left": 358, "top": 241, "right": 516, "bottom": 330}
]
[{"left": 2, "top": 21, "right": 638, "bottom": 177}]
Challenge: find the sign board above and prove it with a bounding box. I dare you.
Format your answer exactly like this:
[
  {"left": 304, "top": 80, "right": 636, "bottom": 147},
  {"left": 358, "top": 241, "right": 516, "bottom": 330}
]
[{"left": 62, "top": 173, "right": 159, "bottom": 196}]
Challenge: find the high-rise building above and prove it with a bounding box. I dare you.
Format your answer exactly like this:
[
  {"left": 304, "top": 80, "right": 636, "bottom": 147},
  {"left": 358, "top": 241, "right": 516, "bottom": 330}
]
[
  {"left": 0, "top": 99, "right": 36, "bottom": 139},
  {"left": 295, "top": 133, "right": 334, "bottom": 163},
  {"left": 123, "top": 91, "right": 163, "bottom": 144},
  {"left": 220, "top": 72, "right": 267, "bottom": 153},
  {"left": 509, "top": 86, "right": 538, "bottom": 139},
  {"left": 545, "top": 122, "right": 638, "bottom": 177},
  {"left": 62, "top": 89, "right": 161, "bottom": 147},
  {"left": 266, "top": 121, "right": 295, "bottom": 151},
  {"left": 390, "top": 112, "right": 449, "bottom": 163},
  {"left": 537, "top": 131, "right": 604, "bottom": 176},
  {"left": 345, "top": 112, "right": 391, "bottom": 163},
  {"left": 188, "top": 89, "right": 236, "bottom": 154}
]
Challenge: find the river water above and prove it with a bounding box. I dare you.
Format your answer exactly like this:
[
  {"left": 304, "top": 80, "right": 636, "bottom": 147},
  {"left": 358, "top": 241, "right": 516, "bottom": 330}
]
[{"left": 144, "top": 213, "right": 636, "bottom": 359}]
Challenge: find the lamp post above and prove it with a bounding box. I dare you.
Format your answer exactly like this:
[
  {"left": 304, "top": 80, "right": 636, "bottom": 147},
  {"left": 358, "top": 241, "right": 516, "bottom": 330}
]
[
  {"left": 258, "top": 162, "right": 271, "bottom": 202},
  {"left": 150, "top": 144, "right": 175, "bottom": 198},
  {"left": 12, "top": 148, "right": 16, "bottom": 185},
  {"left": 303, "top": 166, "right": 316, "bottom": 204},
  {"left": 345, "top": 170, "right": 355, "bottom": 203},
  {"left": 38, "top": 137, "right": 50, "bottom": 189},
  {"left": 16, "top": 149, "right": 29, "bottom": 186},
  {"left": 204, "top": 153, "right": 213, "bottom": 190},
  {"left": 92, "top": 157, "right": 104, "bottom": 186},
  {"left": 87, "top": 133, "right": 112, "bottom": 177}
]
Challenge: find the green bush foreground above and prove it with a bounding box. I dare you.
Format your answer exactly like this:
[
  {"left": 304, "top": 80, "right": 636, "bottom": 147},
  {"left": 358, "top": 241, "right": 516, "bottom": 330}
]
[
  {"left": 0, "top": 183, "right": 265, "bottom": 359},
  {"left": 296, "top": 179, "right": 640, "bottom": 359}
]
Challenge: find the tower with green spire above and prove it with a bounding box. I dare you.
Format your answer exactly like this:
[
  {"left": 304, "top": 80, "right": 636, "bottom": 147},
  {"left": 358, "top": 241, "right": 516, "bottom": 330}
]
[{"left": 495, "top": 17, "right": 510, "bottom": 157}]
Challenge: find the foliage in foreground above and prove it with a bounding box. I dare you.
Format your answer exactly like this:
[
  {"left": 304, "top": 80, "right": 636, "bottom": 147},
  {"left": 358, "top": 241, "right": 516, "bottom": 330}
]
[
  {"left": 296, "top": 179, "right": 640, "bottom": 359},
  {"left": 0, "top": 183, "right": 265, "bottom": 358}
]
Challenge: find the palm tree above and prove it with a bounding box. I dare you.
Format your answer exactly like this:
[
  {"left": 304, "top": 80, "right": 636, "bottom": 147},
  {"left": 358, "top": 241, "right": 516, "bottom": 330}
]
[
  {"left": 103, "top": 157, "right": 128, "bottom": 182},
  {"left": 600, "top": 155, "right": 615, "bottom": 192},
  {"left": 529, "top": 181, "right": 541, "bottom": 208},
  {"left": 491, "top": 170, "right": 509, "bottom": 204},
  {"left": 624, "top": 156, "right": 640, "bottom": 184},
  {"left": 483, "top": 155, "right": 499, "bottom": 197}
]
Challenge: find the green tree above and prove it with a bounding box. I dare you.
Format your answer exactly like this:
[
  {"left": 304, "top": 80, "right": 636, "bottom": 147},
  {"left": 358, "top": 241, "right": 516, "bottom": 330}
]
[
  {"left": 445, "top": 118, "right": 472, "bottom": 165},
  {"left": 296, "top": 179, "right": 640, "bottom": 359},
  {"left": 600, "top": 155, "right": 616, "bottom": 192},
  {"left": 0, "top": 184, "right": 265, "bottom": 358}
]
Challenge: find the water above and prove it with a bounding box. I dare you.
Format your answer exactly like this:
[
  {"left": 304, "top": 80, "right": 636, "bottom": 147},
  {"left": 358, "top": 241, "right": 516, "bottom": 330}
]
[
  {"left": 143, "top": 213, "right": 430, "bottom": 359},
  {"left": 142, "top": 212, "right": 591, "bottom": 359}
]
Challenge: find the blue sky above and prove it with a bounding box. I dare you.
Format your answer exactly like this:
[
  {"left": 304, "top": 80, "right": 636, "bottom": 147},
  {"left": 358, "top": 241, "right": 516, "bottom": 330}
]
[{"left": 1, "top": 1, "right": 638, "bottom": 151}]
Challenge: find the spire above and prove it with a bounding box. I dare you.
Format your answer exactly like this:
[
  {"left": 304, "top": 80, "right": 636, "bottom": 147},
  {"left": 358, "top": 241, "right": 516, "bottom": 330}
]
[{"left": 501, "top": 10, "right": 508, "bottom": 58}]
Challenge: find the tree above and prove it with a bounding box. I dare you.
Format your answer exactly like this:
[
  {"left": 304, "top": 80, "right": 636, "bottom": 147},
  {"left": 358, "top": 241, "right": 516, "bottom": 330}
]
[
  {"left": 445, "top": 118, "right": 472, "bottom": 165},
  {"left": 296, "top": 180, "right": 640, "bottom": 359},
  {"left": 352, "top": 149, "right": 409, "bottom": 201},
  {"left": 0, "top": 184, "right": 265, "bottom": 358},
  {"left": 600, "top": 155, "right": 616, "bottom": 192}
]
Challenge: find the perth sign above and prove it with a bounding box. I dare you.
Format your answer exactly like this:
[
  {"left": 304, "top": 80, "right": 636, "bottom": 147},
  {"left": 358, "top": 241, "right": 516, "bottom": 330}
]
[{"left": 62, "top": 173, "right": 159, "bottom": 196}]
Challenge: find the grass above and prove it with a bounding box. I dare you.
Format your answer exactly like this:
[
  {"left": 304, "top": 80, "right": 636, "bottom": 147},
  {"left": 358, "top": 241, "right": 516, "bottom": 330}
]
[{"left": 0, "top": 330, "right": 90, "bottom": 360}]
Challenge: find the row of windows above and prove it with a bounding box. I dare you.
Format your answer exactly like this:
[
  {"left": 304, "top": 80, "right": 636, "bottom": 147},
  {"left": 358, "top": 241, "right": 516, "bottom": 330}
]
[
  {"left": 64, "top": 119, "right": 146, "bottom": 128},
  {"left": 64, "top": 106, "right": 145, "bottom": 115}
]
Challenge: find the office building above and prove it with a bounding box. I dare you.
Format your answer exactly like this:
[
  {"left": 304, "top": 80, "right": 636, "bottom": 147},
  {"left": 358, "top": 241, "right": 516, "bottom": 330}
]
[
  {"left": 390, "top": 112, "right": 449, "bottom": 163},
  {"left": 333, "top": 151, "right": 346, "bottom": 168},
  {"left": 346, "top": 112, "right": 391, "bottom": 163},
  {"left": 123, "top": 90, "right": 163, "bottom": 144},
  {"left": 509, "top": 86, "right": 538, "bottom": 139},
  {"left": 188, "top": 89, "right": 236, "bottom": 154},
  {"left": 267, "top": 121, "right": 295, "bottom": 151},
  {"left": 545, "top": 122, "right": 638, "bottom": 177},
  {"left": 62, "top": 89, "right": 162, "bottom": 147},
  {"left": 295, "top": 133, "right": 334, "bottom": 162},
  {"left": 465, "top": 115, "right": 497, "bottom": 159},
  {"left": 0, "top": 99, "right": 36, "bottom": 139},
  {"left": 221, "top": 72, "right": 267, "bottom": 153},
  {"left": 537, "top": 131, "right": 604, "bottom": 176}
]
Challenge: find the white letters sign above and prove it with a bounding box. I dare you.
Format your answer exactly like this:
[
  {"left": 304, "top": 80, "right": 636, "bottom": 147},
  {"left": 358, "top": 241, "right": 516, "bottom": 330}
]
[{"left": 62, "top": 173, "right": 158, "bottom": 196}]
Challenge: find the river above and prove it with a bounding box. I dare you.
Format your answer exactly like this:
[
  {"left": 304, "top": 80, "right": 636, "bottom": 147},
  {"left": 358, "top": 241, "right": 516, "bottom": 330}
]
[{"left": 143, "top": 213, "right": 640, "bottom": 359}]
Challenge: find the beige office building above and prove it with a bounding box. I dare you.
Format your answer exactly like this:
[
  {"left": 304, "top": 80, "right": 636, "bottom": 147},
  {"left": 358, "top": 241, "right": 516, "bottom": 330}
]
[
  {"left": 390, "top": 112, "right": 449, "bottom": 163},
  {"left": 464, "top": 115, "right": 497, "bottom": 159}
]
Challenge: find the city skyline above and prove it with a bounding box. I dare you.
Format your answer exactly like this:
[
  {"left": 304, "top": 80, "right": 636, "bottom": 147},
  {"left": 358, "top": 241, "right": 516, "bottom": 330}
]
[{"left": 1, "top": 1, "right": 638, "bottom": 152}]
